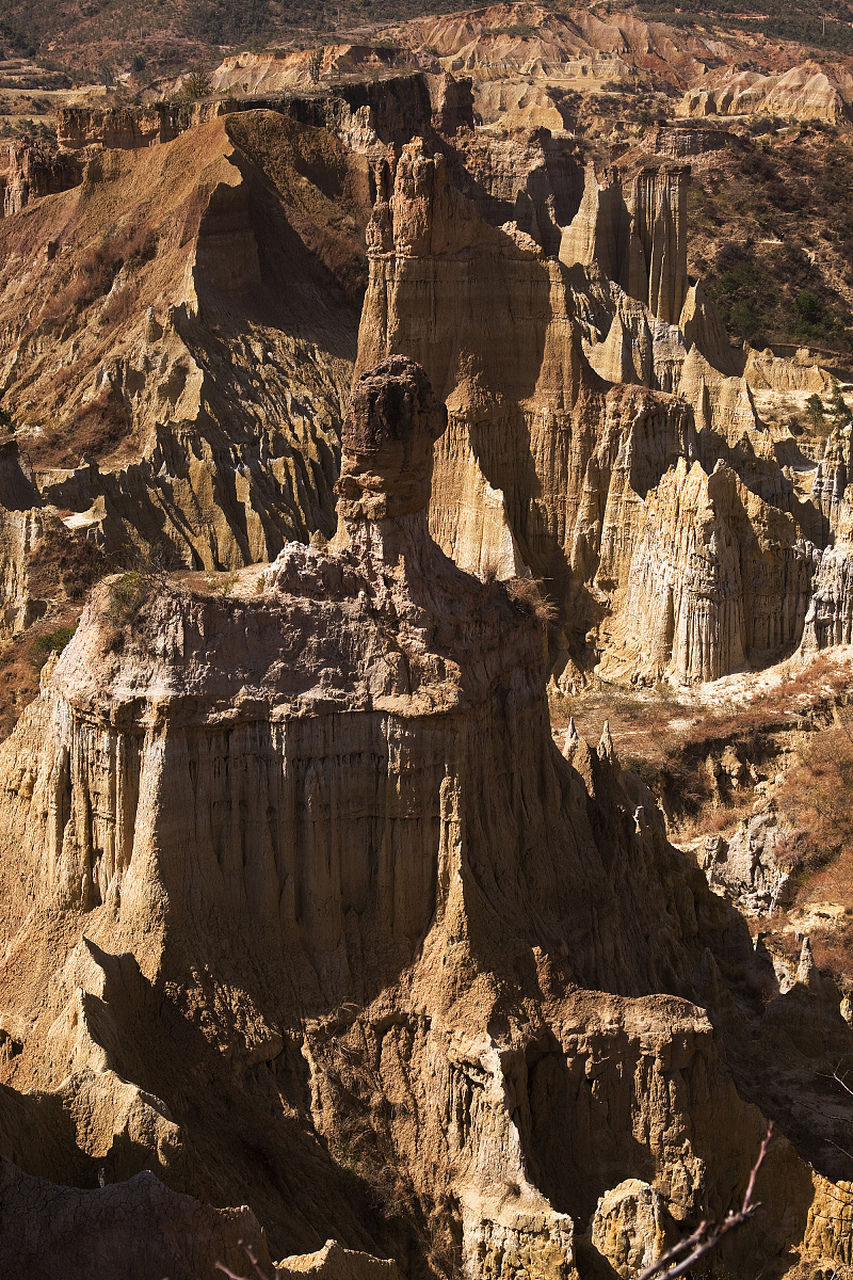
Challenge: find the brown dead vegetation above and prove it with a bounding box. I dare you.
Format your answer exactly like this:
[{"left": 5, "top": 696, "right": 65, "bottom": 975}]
[
  {"left": 0, "top": 524, "right": 106, "bottom": 742},
  {"left": 505, "top": 574, "right": 558, "bottom": 624},
  {"left": 0, "top": 604, "right": 83, "bottom": 741},
  {"left": 553, "top": 654, "right": 853, "bottom": 982},
  {"left": 27, "top": 387, "right": 133, "bottom": 468},
  {"left": 773, "top": 709, "right": 853, "bottom": 980},
  {"left": 38, "top": 223, "right": 157, "bottom": 329},
  {"left": 27, "top": 521, "right": 105, "bottom": 601}
]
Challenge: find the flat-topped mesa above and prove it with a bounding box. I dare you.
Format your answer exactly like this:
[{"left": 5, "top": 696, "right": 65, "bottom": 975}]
[{"left": 18, "top": 359, "right": 549, "bottom": 993}]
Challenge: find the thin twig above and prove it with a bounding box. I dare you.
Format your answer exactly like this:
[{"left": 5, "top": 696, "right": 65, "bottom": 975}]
[
  {"left": 242, "top": 1242, "right": 271, "bottom": 1280},
  {"left": 635, "top": 1223, "right": 708, "bottom": 1280},
  {"left": 825, "top": 1136, "right": 853, "bottom": 1164},
  {"left": 637, "top": 1124, "right": 773, "bottom": 1280},
  {"left": 215, "top": 1240, "right": 273, "bottom": 1280},
  {"left": 832, "top": 1066, "right": 853, "bottom": 1099}
]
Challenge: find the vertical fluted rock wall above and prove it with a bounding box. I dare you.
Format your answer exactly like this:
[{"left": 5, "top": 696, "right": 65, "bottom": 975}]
[
  {"left": 0, "top": 357, "right": 840, "bottom": 1278},
  {"left": 802, "top": 489, "right": 853, "bottom": 648},
  {"left": 559, "top": 167, "right": 646, "bottom": 301},
  {"left": 599, "top": 459, "right": 818, "bottom": 682},
  {"left": 632, "top": 166, "right": 689, "bottom": 325},
  {"left": 0, "top": 443, "right": 47, "bottom": 638},
  {"left": 357, "top": 140, "right": 830, "bottom": 684},
  {"left": 559, "top": 164, "right": 689, "bottom": 325}
]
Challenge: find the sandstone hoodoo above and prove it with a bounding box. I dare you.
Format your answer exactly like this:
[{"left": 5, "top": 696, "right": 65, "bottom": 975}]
[
  {"left": 1, "top": 358, "right": 852, "bottom": 1278},
  {"left": 356, "top": 130, "right": 844, "bottom": 688},
  {"left": 3, "top": 6, "right": 853, "bottom": 1273},
  {"left": 2, "top": 67, "right": 853, "bottom": 694}
]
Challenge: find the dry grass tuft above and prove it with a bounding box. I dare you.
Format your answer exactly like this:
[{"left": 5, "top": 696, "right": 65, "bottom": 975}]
[
  {"left": 505, "top": 575, "right": 558, "bottom": 624},
  {"left": 39, "top": 224, "right": 157, "bottom": 328},
  {"left": 28, "top": 388, "right": 133, "bottom": 468}
]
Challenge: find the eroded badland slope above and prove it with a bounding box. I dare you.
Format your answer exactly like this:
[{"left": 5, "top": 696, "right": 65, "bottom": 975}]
[
  {"left": 4, "top": 9, "right": 853, "bottom": 1279},
  {"left": 2, "top": 355, "right": 853, "bottom": 1280}
]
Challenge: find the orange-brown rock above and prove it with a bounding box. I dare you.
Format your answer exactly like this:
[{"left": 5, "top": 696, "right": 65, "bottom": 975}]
[
  {"left": 2, "top": 140, "right": 84, "bottom": 216},
  {"left": 0, "top": 357, "right": 849, "bottom": 1278}
]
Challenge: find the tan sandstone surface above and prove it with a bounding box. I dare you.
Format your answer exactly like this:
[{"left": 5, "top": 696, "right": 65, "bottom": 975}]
[
  {"left": 1, "top": 63, "right": 851, "bottom": 700},
  {"left": 0, "top": 357, "right": 851, "bottom": 1278},
  {"left": 354, "top": 124, "right": 842, "bottom": 685}
]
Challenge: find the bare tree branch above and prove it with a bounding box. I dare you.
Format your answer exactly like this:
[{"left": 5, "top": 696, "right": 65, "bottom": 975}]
[
  {"left": 215, "top": 1240, "right": 273, "bottom": 1280},
  {"left": 637, "top": 1124, "right": 773, "bottom": 1280}
]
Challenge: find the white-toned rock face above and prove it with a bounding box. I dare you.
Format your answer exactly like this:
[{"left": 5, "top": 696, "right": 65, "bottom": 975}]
[
  {"left": 1, "top": 72, "right": 851, "bottom": 690},
  {"left": 355, "top": 137, "right": 844, "bottom": 686},
  {"left": 678, "top": 64, "right": 851, "bottom": 126},
  {"left": 1, "top": 357, "right": 850, "bottom": 1279}
]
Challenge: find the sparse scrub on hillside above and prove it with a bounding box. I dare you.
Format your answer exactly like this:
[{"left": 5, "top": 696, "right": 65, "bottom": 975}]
[
  {"left": 181, "top": 0, "right": 276, "bottom": 45},
  {"left": 100, "top": 545, "right": 180, "bottom": 644},
  {"left": 559, "top": 660, "right": 853, "bottom": 982},
  {"left": 624, "top": 748, "right": 715, "bottom": 817},
  {"left": 553, "top": 661, "right": 849, "bottom": 826},
  {"left": 71, "top": 390, "right": 131, "bottom": 458},
  {"left": 28, "top": 387, "right": 132, "bottom": 468},
  {"left": 776, "top": 709, "right": 853, "bottom": 879},
  {"left": 0, "top": 525, "right": 106, "bottom": 741},
  {"left": 180, "top": 69, "right": 212, "bottom": 100},
  {"left": 690, "top": 131, "right": 853, "bottom": 355},
  {"left": 637, "top": 0, "right": 853, "bottom": 54},
  {"left": 27, "top": 523, "right": 105, "bottom": 601},
  {"left": 104, "top": 569, "right": 146, "bottom": 625},
  {"left": 100, "top": 286, "right": 135, "bottom": 327},
  {"left": 28, "top": 625, "right": 75, "bottom": 670},
  {"left": 40, "top": 224, "right": 157, "bottom": 328},
  {"left": 490, "top": 23, "right": 538, "bottom": 37}
]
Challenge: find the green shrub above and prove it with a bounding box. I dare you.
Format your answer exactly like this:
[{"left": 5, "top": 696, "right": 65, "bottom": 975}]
[
  {"left": 805, "top": 392, "right": 829, "bottom": 435},
  {"left": 29, "top": 626, "right": 75, "bottom": 669},
  {"left": 829, "top": 379, "right": 851, "bottom": 426},
  {"left": 105, "top": 570, "right": 144, "bottom": 622},
  {"left": 794, "top": 292, "right": 822, "bottom": 324},
  {"left": 181, "top": 71, "right": 212, "bottom": 100}
]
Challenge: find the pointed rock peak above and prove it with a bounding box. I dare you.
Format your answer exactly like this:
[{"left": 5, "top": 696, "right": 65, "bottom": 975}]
[
  {"left": 337, "top": 356, "right": 448, "bottom": 522},
  {"left": 597, "top": 719, "right": 614, "bottom": 763},
  {"left": 562, "top": 717, "right": 579, "bottom": 758},
  {"left": 797, "top": 936, "right": 814, "bottom": 984}
]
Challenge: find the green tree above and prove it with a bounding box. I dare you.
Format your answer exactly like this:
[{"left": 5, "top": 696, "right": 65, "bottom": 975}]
[
  {"left": 805, "top": 393, "right": 827, "bottom": 432},
  {"left": 794, "top": 291, "right": 822, "bottom": 325},
  {"left": 181, "top": 71, "right": 212, "bottom": 100},
  {"left": 830, "top": 379, "right": 851, "bottom": 427}
]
